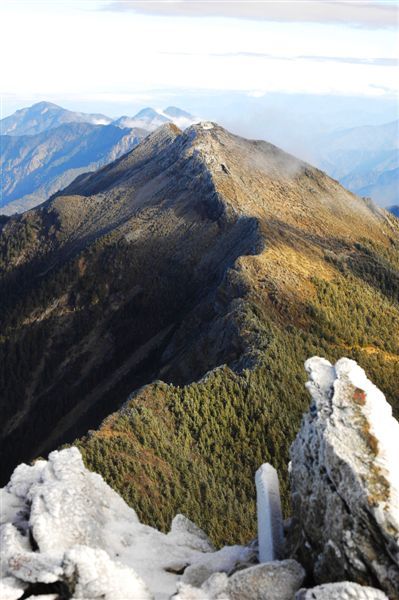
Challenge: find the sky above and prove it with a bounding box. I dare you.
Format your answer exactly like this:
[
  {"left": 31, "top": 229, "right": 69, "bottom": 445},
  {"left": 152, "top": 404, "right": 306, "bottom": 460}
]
[{"left": 0, "top": 0, "right": 398, "bottom": 118}]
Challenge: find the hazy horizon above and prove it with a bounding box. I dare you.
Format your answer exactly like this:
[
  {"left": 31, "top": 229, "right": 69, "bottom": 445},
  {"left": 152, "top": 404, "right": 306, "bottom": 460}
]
[{"left": 2, "top": 0, "right": 398, "bottom": 122}]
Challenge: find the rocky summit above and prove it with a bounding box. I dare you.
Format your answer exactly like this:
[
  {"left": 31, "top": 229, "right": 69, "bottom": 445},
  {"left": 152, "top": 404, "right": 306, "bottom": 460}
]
[{"left": 0, "top": 358, "right": 397, "bottom": 599}]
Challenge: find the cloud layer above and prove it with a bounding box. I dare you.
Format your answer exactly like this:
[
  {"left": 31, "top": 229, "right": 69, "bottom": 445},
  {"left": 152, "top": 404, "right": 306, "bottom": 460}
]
[
  {"left": 161, "top": 51, "right": 397, "bottom": 67},
  {"left": 103, "top": 0, "right": 398, "bottom": 29}
]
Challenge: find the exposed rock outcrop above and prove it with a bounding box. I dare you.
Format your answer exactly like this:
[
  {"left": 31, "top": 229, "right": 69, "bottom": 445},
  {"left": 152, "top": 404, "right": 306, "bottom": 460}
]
[
  {"left": 288, "top": 357, "right": 399, "bottom": 598},
  {"left": 227, "top": 559, "right": 305, "bottom": 600}
]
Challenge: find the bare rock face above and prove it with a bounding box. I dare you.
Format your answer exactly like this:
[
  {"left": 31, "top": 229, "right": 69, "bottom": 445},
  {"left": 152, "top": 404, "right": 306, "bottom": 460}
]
[
  {"left": 287, "top": 357, "right": 399, "bottom": 598},
  {"left": 295, "top": 582, "right": 389, "bottom": 599}
]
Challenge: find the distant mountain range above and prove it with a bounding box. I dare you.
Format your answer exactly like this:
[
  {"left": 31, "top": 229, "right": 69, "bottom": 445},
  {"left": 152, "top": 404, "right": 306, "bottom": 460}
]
[
  {"left": 114, "top": 106, "right": 197, "bottom": 131},
  {"left": 0, "top": 101, "right": 396, "bottom": 214},
  {"left": 1, "top": 101, "right": 198, "bottom": 137},
  {"left": 313, "top": 120, "right": 399, "bottom": 208},
  {"left": 0, "top": 102, "right": 197, "bottom": 214},
  {"left": 1, "top": 101, "right": 113, "bottom": 136}
]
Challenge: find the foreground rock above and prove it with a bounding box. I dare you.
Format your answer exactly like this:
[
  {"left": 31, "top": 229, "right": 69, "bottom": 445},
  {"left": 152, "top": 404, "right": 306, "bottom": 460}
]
[
  {"left": 227, "top": 559, "right": 305, "bottom": 600},
  {"left": 175, "top": 559, "right": 305, "bottom": 599},
  {"left": 0, "top": 448, "right": 252, "bottom": 599},
  {"left": 288, "top": 357, "right": 399, "bottom": 598},
  {"left": 295, "top": 582, "right": 389, "bottom": 599}
]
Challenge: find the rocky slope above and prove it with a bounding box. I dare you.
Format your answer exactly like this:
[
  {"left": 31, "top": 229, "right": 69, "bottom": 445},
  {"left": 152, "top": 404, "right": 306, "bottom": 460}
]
[
  {"left": 0, "top": 122, "right": 398, "bottom": 544},
  {"left": 0, "top": 358, "right": 396, "bottom": 599},
  {"left": 0, "top": 123, "right": 146, "bottom": 214}
]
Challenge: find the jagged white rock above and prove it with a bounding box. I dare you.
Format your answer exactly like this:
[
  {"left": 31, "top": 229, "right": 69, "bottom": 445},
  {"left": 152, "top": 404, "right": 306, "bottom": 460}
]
[
  {"left": 175, "top": 572, "right": 229, "bottom": 599},
  {"left": 255, "top": 463, "right": 284, "bottom": 561},
  {"left": 63, "top": 545, "right": 152, "bottom": 599},
  {"left": 181, "top": 544, "right": 255, "bottom": 587},
  {"left": 0, "top": 447, "right": 252, "bottom": 599},
  {"left": 2, "top": 356, "right": 398, "bottom": 599},
  {"left": 168, "top": 514, "right": 215, "bottom": 553},
  {"left": 288, "top": 357, "right": 399, "bottom": 598}
]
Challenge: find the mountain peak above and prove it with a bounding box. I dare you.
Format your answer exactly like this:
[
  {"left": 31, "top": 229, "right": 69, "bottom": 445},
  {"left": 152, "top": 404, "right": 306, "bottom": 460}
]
[
  {"left": 112, "top": 106, "right": 197, "bottom": 133},
  {"left": 29, "top": 100, "right": 62, "bottom": 111},
  {"left": 133, "top": 107, "right": 169, "bottom": 121},
  {"left": 164, "top": 106, "right": 193, "bottom": 119},
  {"left": 1, "top": 101, "right": 112, "bottom": 136},
  {"left": 57, "top": 120, "right": 391, "bottom": 240}
]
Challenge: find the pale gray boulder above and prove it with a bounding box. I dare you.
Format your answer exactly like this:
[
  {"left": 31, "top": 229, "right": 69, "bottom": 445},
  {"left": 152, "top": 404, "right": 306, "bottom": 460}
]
[
  {"left": 175, "top": 560, "right": 305, "bottom": 599},
  {"left": 0, "top": 577, "right": 26, "bottom": 600},
  {"left": 227, "top": 559, "right": 305, "bottom": 600},
  {"left": 295, "top": 582, "right": 389, "bottom": 599}
]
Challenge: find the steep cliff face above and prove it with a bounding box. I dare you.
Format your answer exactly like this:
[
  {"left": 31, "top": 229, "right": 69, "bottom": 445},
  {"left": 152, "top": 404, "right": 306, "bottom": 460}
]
[{"left": 288, "top": 357, "right": 399, "bottom": 597}]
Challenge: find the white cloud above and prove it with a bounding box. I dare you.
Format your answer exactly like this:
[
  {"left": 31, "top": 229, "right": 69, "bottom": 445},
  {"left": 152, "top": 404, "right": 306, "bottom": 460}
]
[
  {"left": 0, "top": 0, "right": 397, "bottom": 116},
  {"left": 103, "top": 0, "right": 398, "bottom": 29}
]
